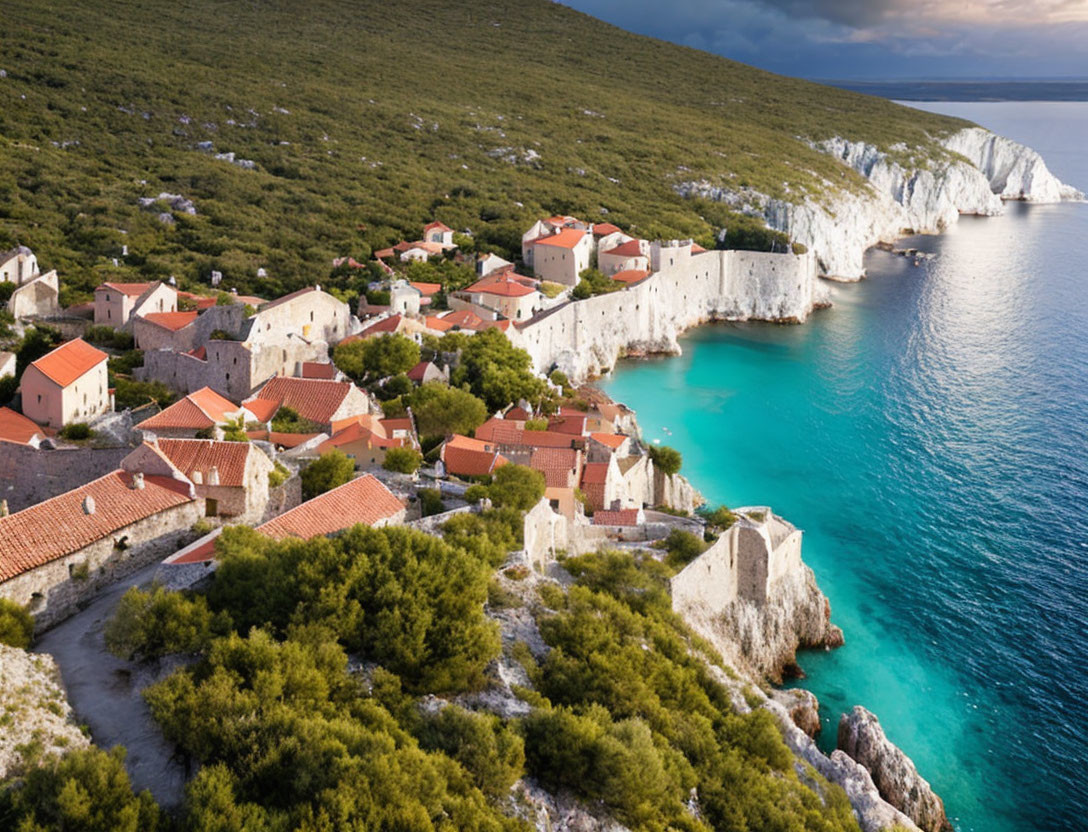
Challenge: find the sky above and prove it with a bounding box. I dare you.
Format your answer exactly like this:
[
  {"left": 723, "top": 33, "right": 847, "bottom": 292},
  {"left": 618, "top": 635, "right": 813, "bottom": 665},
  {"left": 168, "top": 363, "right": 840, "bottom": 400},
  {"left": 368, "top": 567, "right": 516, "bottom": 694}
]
[{"left": 562, "top": 0, "right": 1088, "bottom": 80}]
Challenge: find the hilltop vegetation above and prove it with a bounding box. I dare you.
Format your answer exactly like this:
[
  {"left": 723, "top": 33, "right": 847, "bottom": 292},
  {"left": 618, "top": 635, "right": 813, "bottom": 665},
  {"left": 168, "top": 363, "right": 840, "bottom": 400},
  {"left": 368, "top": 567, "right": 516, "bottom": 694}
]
[{"left": 0, "top": 0, "right": 969, "bottom": 303}]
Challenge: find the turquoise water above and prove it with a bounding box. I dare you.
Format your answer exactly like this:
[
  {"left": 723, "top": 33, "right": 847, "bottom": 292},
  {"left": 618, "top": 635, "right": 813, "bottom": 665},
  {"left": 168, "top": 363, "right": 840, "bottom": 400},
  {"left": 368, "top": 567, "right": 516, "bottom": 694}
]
[{"left": 602, "top": 102, "right": 1088, "bottom": 832}]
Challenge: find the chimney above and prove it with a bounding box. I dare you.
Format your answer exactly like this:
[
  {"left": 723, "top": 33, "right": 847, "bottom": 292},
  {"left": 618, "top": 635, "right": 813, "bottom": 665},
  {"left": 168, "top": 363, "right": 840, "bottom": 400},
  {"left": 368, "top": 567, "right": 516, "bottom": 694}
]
[
  {"left": 191, "top": 470, "right": 203, "bottom": 485},
  {"left": 0, "top": 499, "right": 8, "bottom": 517},
  {"left": 82, "top": 495, "right": 96, "bottom": 515},
  {"left": 207, "top": 466, "right": 220, "bottom": 486},
  {"left": 130, "top": 472, "right": 145, "bottom": 490}
]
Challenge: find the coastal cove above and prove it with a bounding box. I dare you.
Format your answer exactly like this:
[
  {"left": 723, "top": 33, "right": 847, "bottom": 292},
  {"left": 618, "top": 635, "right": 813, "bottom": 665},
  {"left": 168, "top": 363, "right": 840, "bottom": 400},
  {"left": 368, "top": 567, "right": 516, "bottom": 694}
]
[{"left": 602, "top": 101, "right": 1088, "bottom": 832}]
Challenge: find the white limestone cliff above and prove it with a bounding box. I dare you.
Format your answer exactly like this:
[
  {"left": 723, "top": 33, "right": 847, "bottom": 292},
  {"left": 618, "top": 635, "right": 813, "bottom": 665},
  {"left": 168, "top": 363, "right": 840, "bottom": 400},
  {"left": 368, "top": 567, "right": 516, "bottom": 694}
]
[{"left": 677, "top": 128, "right": 1082, "bottom": 280}]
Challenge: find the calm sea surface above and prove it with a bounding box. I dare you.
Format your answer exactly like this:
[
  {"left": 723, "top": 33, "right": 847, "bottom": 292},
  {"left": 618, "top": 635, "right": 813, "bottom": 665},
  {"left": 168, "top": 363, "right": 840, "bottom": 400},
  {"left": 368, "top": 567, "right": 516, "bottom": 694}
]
[{"left": 602, "top": 102, "right": 1088, "bottom": 832}]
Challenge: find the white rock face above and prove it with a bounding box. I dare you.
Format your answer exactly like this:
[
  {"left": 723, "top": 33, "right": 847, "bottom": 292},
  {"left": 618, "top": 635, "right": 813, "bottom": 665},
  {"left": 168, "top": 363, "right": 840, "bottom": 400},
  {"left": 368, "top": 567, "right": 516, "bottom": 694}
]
[{"left": 677, "top": 128, "right": 1081, "bottom": 280}]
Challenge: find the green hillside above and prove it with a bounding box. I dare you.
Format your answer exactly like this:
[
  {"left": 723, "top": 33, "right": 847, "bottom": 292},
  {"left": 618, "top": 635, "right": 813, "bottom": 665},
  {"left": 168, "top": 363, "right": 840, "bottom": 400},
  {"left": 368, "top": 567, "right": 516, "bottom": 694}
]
[{"left": 0, "top": 0, "right": 969, "bottom": 301}]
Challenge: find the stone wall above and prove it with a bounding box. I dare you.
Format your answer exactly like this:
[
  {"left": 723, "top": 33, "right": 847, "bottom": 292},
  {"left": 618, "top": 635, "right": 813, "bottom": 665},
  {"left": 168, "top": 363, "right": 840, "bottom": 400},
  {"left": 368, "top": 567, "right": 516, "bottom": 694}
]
[
  {"left": 0, "top": 499, "right": 205, "bottom": 631},
  {"left": 509, "top": 248, "right": 821, "bottom": 381},
  {"left": 0, "top": 445, "right": 132, "bottom": 513}
]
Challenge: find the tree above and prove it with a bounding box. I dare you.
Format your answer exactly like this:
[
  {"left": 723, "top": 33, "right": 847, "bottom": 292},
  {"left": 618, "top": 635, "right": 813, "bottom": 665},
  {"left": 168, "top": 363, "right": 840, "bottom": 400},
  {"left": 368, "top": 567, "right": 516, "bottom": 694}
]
[
  {"left": 648, "top": 444, "right": 682, "bottom": 476},
  {"left": 488, "top": 464, "right": 545, "bottom": 511},
  {"left": 418, "top": 487, "right": 446, "bottom": 517},
  {"left": 300, "top": 450, "right": 354, "bottom": 500},
  {"left": 418, "top": 705, "right": 525, "bottom": 798},
  {"left": 333, "top": 335, "right": 419, "bottom": 386},
  {"left": 450, "top": 328, "right": 549, "bottom": 412},
  {"left": 15, "top": 325, "right": 61, "bottom": 374},
  {"left": 105, "top": 586, "right": 229, "bottom": 661},
  {"left": 0, "top": 747, "right": 161, "bottom": 832},
  {"left": 0, "top": 598, "right": 34, "bottom": 648},
  {"left": 375, "top": 373, "right": 413, "bottom": 401},
  {"left": 220, "top": 416, "right": 249, "bottom": 442},
  {"left": 408, "top": 383, "right": 487, "bottom": 439},
  {"left": 382, "top": 446, "right": 422, "bottom": 474}
]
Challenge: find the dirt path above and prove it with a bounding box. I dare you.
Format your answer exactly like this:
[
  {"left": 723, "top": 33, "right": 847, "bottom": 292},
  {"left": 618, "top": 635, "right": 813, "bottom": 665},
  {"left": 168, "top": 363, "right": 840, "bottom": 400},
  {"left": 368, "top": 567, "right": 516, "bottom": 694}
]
[{"left": 33, "top": 563, "right": 188, "bottom": 808}]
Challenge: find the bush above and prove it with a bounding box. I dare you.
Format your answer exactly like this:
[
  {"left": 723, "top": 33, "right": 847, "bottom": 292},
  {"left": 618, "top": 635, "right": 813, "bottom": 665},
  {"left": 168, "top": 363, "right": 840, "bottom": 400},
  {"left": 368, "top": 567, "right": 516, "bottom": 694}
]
[
  {"left": 418, "top": 487, "right": 446, "bottom": 517},
  {"left": 703, "top": 505, "right": 737, "bottom": 529},
  {"left": 268, "top": 460, "right": 290, "bottom": 488},
  {"left": 0, "top": 598, "right": 34, "bottom": 648},
  {"left": 105, "top": 586, "right": 230, "bottom": 661},
  {"left": 113, "top": 378, "right": 174, "bottom": 411},
  {"left": 58, "top": 422, "right": 94, "bottom": 441},
  {"left": 300, "top": 450, "right": 354, "bottom": 500},
  {"left": 570, "top": 267, "right": 622, "bottom": 300},
  {"left": 382, "top": 446, "right": 422, "bottom": 474},
  {"left": 488, "top": 464, "right": 545, "bottom": 511},
  {"left": 463, "top": 483, "right": 489, "bottom": 503},
  {"left": 648, "top": 444, "right": 682, "bottom": 476},
  {"left": 417, "top": 705, "right": 525, "bottom": 798},
  {"left": 270, "top": 406, "right": 322, "bottom": 435},
  {"left": 662, "top": 529, "right": 708, "bottom": 570},
  {"left": 84, "top": 325, "right": 134, "bottom": 350}
]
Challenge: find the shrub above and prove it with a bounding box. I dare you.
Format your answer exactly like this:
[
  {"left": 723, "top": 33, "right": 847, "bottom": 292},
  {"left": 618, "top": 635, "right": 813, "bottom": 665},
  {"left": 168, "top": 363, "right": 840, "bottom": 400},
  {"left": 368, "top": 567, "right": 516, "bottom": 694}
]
[
  {"left": 703, "top": 505, "right": 737, "bottom": 529},
  {"left": 382, "top": 446, "right": 422, "bottom": 474},
  {"left": 58, "top": 422, "right": 93, "bottom": 441},
  {"left": 463, "top": 483, "right": 489, "bottom": 503},
  {"left": 220, "top": 416, "right": 249, "bottom": 442},
  {"left": 268, "top": 460, "right": 290, "bottom": 489},
  {"left": 105, "top": 586, "right": 230, "bottom": 661},
  {"left": 570, "top": 267, "right": 622, "bottom": 300},
  {"left": 417, "top": 705, "right": 525, "bottom": 798},
  {"left": 270, "top": 406, "right": 322, "bottom": 435},
  {"left": 418, "top": 487, "right": 446, "bottom": 517},
  {"left": 0, "top": 598, "right": 34, "bottom": 648},
  {"left": 648, "top": 444, "right": 682, "bottom": 476},
  {"left": 300, "top": 450, "right": 354, "bottom": 500},
  {"left": 524, "top": 418, "right": 548, "bottom": 431},
  {"left": 662, "top": 529, "right": 708, "bottom": 570},
  {"left": 488, "top": 464, "right": 545, "bottom": 511},
  {"left": 84, "top": 325, "right": 134, "bottom": 350},
  {"left": 113, "top": 378, "right": 174, "bottom": 411}
]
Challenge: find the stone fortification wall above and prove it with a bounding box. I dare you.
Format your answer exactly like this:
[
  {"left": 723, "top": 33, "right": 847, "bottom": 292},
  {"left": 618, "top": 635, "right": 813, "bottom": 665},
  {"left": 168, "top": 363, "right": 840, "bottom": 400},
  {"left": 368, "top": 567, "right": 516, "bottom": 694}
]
[
  {"left": 0, "top": 445, "right": 132, "bottom": 513},
  {"left": 510, "top": 249, "right": 821, "bottom": 381}
]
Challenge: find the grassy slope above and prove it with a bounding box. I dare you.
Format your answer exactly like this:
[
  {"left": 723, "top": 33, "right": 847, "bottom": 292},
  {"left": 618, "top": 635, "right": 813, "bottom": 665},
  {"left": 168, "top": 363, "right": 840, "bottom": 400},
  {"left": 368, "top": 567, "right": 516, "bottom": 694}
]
[{"left": 0, "top": 0, "right": 969, "bottom": 301}]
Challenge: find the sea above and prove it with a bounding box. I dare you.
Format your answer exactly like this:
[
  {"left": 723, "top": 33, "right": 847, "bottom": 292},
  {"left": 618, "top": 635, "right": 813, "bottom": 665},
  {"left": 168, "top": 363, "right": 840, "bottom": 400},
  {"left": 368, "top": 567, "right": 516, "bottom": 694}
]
[{"left": 601, "top": 101, "right": 1088, "bottom": 832}]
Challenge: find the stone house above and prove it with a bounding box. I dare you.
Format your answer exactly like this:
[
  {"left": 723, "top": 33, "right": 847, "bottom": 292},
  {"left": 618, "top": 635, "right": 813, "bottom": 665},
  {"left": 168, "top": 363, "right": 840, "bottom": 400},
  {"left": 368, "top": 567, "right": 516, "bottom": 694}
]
[
  {"left": 586, "top": 432, "right": 631, "bottom": 462},
  {"left": 580, "top": 458, "right": 625, "bottom": 514},
  {"left": 94, "top": 281, "right": 177, "bottom": 328},
  {"left": 423, "top": 221, "right": 455, "bottom": 246},
  {"left": 1, "top": 246, "right": 59, "bottom": 319},
  {"left": 439, "top": 434, "right": 508, "bottom": 478},
  {"left": 406, "top": 360, "right": 447, "bottom": 385},
  {"left": 0, "top": 466, "right": 202, "bottom": 630},
  {"left": 598, "top": 239, "right": 649, "bottom": 276},
  {"left": 530, "top": 228, "right": 592, "bottom": 287},
  {"left": 390, "top": 280, "right": 422, "bottom": 316},
  {"left": 477, "top": 252, "right": 513, "bottom": 277},
  {"left": 0, "top": 246, "right": 39, "bottom": 285},
  {"left": 132, "top": 310, "right": 200, "bottom": 350},
  {"left": 246, "top": 286, "right": 352, "bottom": 347},
  {"left": 136, "top": 387, "right": 254, "bottom": 439},
  {"left": 20, "top": 339, "right": 111, "bottom": 428},
  {"left": 258, "top": 473, "right": 405, "bottom": 539},
  {"left": 243, "top": 376, "right": 374, "bottom": 434},
  {"left": 312, "top": 415, "right": 407, "bottom": 469},
  {"left": 521, "top": 216, "right": 590, "bottom": 269},
  {"left": 124, "top": 438, "right": 275, "bottom": 523},
  {"left": 457, "top": 274, "right": 543, "bottom": 321}
]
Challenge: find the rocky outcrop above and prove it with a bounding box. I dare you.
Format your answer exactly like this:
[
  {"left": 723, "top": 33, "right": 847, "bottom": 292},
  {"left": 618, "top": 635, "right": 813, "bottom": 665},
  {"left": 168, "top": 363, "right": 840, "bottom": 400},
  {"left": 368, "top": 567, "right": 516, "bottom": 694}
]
[
  {"left": 770, "top": 687, "right": 822, "bottom": 738},
  {"left": 653, "top": 471, "right": 704, "bottom": 515},
  {"left": 838, "top": 706, "right": 952, "bottom": 832},
  {"left": 677, "top": 128, "right": 1081, "bottom": 280},
  {"left": 0, "top": 645, "right": 89, "bottom": 777}
]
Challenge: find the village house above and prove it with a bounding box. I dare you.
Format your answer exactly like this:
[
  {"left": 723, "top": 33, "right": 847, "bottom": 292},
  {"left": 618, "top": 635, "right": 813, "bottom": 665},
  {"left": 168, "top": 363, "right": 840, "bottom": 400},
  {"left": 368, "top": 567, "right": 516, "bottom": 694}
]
[
  {"left": 243, "top": 376, "right": 374, "bottom": 434},
  {"left": 136, "top": 386, "right": 255, "bottom": 438},
  {"left": 0, "top": 463, "right": 202, "bottom": 630},
  {"left": 439, "top": 434, "right": 508, "bottom": 478},
  {"left": 521, "top": 216, "right": 591, "bottom": 268},
  {"left": 423, "top": 221, "right": 455, "bottom": 247},
  {"left": 0, "top": 406, "right": 51, "bottom": 447},
  {"left": 580, "top": 457, "right": 626, "bottom": 514},
  {"left": 94, "top": 281, "right": 177, "bottom": 328},
  {"left": 529, "top": 227, "right": 593, "bottom": 287},
  {"left": 1, "top": 246, "right": 60, "bottom": 319},
  {"left": 476, "top": 252, "right": 513, "bottom": 277},
  {"left": 406, "top": 360, "right": 448, "bottom": 385},
  {"left": 587, "top": 431, "right": 632, "bottom": 462},
  {"left": 132, "top": 310, "right": 200, "bottom": 350},
  {"left": 474, "top": 414, "right": 580, "bottom": 465},
  {"left": 312, "top": 414, "right": 412, "bottom": 469},
  {"left": 456, "top": 274, "right": 544, "bottom": 321},
  {"left": 598, "top": 238, "right": 650, "bottom": 276},
  {"left": 258, "top": 473, "right": 406, "bottom": 539},
  {"left": 409, "top": 281, "right": 441, "bottom": 308},
  {"left": 124, "top": 438, "right": 275, "bottom": 523},
  {"left": 390, "top": 280, "right": 422, "bottom": 316},
  {"left": 20, "top": 339, "right": 111, "bottom": 428}
]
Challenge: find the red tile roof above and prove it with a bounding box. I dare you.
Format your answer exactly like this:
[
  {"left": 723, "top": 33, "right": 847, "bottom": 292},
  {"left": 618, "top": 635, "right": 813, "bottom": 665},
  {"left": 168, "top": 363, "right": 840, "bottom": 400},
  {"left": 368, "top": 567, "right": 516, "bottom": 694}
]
[
  {"left": 98, "top": 282, "right": 152, "bottom": 297},
  {"left": 358, "top": 315, "right": 403, "bottom": 338},
  {"left": 610, "top": 269, "right": 649, "bottom": 285},
  {"left": 0, "top": 407, "right": 47, "bottom": 445},
  {"left": 465, "top": 276, "right": 537, "bottom": 298},
  {"left": 29, "top": 339, "right": 107, "bottom": 387},
  {"left": 242, "top": 398, "right": 280, "bottom": 424},
  {"left": 442, "top": 435, "right": 507, "bottom": 477},
  {"left": 691, "top": 243, "right": 707, "bottom": 253},
  {"left": 407, "top": 361, "right": 438, "bottom": 382},
  {"left": 530, "top": 447, "right": 580, "bottom": 488},
  {"left": 548, "top": 414, "right": 587, "bottom": 436},
  {"left": 142, "top": 310, "right": 198, "bottom": 331},
  {"left": 188, "top": 346, "right": 208, "bottom": 361},
  {"left": 164, "top": 528, "right": 221, "bottom": 565},
  {"left": 424, "top": 315, "right": 454, "bottom": 332},
  {"left": 316, "top": 421, "right": 402, "bottom": 454},
  {"left": 520, "top": 430, "right": 578, "bottom": 449},
  {"left": 246, "top": 430, "right": 322, "bottom": 448},
  {"left": 424, "top": 221, "right": 452, "bottom": 233},
  {"left": 302, "top": 361, "right": 337, "bottom": 380},
  {"left": 248, "top": 377, "right": 358, "bottom": 425},
  {"left": 581, "top": 462, "right": 609, "bottom": 485},
  {"left": 410, "top": 281, "right": 442, "bottom": 296},
  {"left": 533, "top": 228, "right": 586, "bottom": 250},
  {"left": 475, "top": 417, "right": 525, "bottom": 445},
  {"left": 177, "top": 291, "right": 217, "bottom": 310},
  {"left": 593, "top": 509, "right": 640, "bottom": 527},
  {"left": 152, "top": 439, "right": 255, "bottom": 488},
  {"left": 0, "top": 470, "right": 193, "bottom": 582},
  {"left": 257, "top": 474, "right": 403, "bottom": 540},
  {"left": 593, "top": 222, "right": 623, "bottom": 237},
  {"left": 602, "top": 239, "right": 645, "bottom": 258},
  {"left": 438, "top": 309, "right": 485, "bottom": 330},
  {"left": 590, "top": 432, "right": 628, "bottom": 450},
  {"left": 137, "top": 387, "right": 241, "bottom": 431},
  {"left": 380, "top": 417, "right": 414, "bottom": 435},
  {"left": 506, "top": 406, "right": 531, "bottom": 421}
]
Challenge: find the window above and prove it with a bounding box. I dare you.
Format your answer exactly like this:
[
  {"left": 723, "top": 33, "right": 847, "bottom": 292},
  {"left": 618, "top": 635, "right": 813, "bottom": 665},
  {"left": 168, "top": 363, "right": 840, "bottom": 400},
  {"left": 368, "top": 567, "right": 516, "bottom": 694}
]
[
  {"left": 310, "top": 311, "right": 314, "bottom": 322},
  {"left": 37, "top": 394, "right": 41, "bottom": 404},
  {"left": 205, "top": 498, "right": 218, "bottom": 517},
  {"left": 107, "top": 308, "right": 111, "bottom": 319}
]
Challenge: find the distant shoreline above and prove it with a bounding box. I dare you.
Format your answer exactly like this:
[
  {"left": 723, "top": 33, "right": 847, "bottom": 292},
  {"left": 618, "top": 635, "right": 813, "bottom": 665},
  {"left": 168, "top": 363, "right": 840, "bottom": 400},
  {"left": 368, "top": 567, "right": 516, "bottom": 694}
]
[{"left": 823, "top": 80, "right": 1088, "bottom": 102}]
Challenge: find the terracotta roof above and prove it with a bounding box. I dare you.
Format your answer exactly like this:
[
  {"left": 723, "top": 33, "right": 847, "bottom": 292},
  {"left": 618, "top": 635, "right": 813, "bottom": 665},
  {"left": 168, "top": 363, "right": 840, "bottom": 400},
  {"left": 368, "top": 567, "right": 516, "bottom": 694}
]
[
  {"left": 246, "top": 430, "right": 322, "bottom": 448},
  {"left": 530, "top": 447, "right": 580, "bottom": 488},
  {"left": 465, "top": 276, "right": 537, "bottom": 298},
  {"left": 137, "top": 387, "right": 241, "bottom": 431},
  {"left": 359, "top": 315, "right": 403, "bottom": 338},
  {"left": 380, "top": 417, "right": 414, "bottom": 435},
  {"left": 258, "top": 474, "right": 403, "bottom": 540},
  {"left": 0, "top": 470, "right": 193, "bottom": 582},
  {"left": 590, "top": 432, "right": 628, "bottom": 450},
  {"left": 424, "top": 315, "right": 454, "bottom": 332},
  {"left": 177, "top": 291, "right": 217, "bottom": 310},
  {"left": 593, "top": 509, "right": 640, "bottom": 527},
  {"left": 691, "top": 243, "right": 707, "bottom": 253},
  {"left": 410, "top": 281, "right": 442, "bottom": 296},
  {"left": 153, "top": 439, "right": 255, "bottom": 487},
  {"left": 142, "top": 310, "right": 198, "bottom": 331},
  {"left": 242, "top": 398, "right": 279, "bottom": 424},
  {"left": 248, "top": 377, "right": 358, "bottom": 425},
  {"left": 610, "top": 269, "right": 649, "bottom": 285},
  {"left": 475, "top": 417, "right": 525, "bottom": 445},
  {"left": 548, "top": 414, "right": 587, "bottom": 436},
  {"left": 317, "top": 421, "right": 402, "bottom": 454},
  {"left": 506, "top": 406, "right": 531, "bottom": 421},
  {"left": 407, "top": 361, "right": 438, "bottom": 382},
  {"left": 442, "top": 434, "right": 507, "bottom": 477},
  {"left": 602, "top": 239, "right": 645, "bottom": 258},
  {"left": 520, "top": 430, "right": 577, "bottom": 449},
  {"left": 302, "top": 362, "right": 337, "bottom": 380},
  {"left": 97, "top": 282, "right": 152, "bottom": 297},
  {"left": 188, "top": 346, "right": 207, "bottom": 361},
  {"left": 0, "top": 406, "right": 47, "bottom": 445},
  {"left": 593, "top": 222, "right": 623, "bottom": 237},
  {"left": 164, "top": 528, "right": 222, "bottom": 565},
  {"left": 581, "top": 462, "right": 610, "bottom": 485},
  {"left": 29, "top": 339, "right": 107, "bottom": 387},
  {"left": 533, "top": 228, "right": 586, "bottom": 250},
  {"left": 424, "top": 221, "right": 452, "bottom": 233}
]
